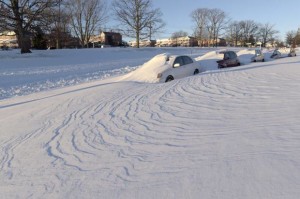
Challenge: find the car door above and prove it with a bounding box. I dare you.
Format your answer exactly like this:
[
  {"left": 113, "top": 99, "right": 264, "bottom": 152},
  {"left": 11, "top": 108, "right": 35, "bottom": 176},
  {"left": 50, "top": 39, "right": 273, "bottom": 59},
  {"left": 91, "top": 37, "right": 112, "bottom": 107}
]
[
  {"left": 172, "top": 56, "right": 186, "bottom": 79},
  {"left": 224, "top": 52, "right": 231, "bottom": 67},
  {"left": 230, "top": 51, "right": 238, "bottom": 66},
  {"left": 182, "top": 56, "right": 195, "bottom": 76}
]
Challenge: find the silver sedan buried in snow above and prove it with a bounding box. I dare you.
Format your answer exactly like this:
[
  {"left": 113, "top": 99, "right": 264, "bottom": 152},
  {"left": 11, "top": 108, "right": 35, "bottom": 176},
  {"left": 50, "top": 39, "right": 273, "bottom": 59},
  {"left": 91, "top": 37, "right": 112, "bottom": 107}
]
[
  {"left": 288, "top": 48, "right": 296, "bottom": 57},
  {"left": 156, "top": 54, "right": 200, "bottom": 82},
  {"left": 251, "top": 49, "right": 265, "bottom": 62}
]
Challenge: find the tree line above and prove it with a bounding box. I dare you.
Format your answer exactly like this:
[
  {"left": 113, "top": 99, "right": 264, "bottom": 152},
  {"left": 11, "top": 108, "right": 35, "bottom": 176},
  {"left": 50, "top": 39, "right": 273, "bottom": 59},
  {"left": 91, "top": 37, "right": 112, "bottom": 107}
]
[
  {"left": 0, "top": 0, "right": 166, "bottom": 53},
  {"left": 178, "top": 8, "right": 280, "bottom": 48},
  {"left": 0, "top": 0, "right": 109, "bottom": 53},
  {"left": 0, "top": 0, "right": 298, "bottom": 54},
  {"left": 286, "top": 29, "right": 300, "bottom": 48}
]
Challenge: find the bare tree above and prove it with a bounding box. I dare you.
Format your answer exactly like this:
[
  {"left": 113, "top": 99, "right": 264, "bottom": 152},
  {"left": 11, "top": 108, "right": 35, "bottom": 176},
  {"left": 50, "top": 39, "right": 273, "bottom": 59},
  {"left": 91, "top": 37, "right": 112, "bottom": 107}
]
[
  {"left": 0, "top": 3, "right": 8, "bottom": 31},
  {"left": 295, "top": 29, "right": 300, "bottom": 46},
  {"left": 285, "top": 30, "right": 300, "bottom": 47},
  {"left": 67, "top": 0, "right": 108, "bottom": 48},
  {"left": 205, "top": 8, "right": 228, "bottom": 47},
  {"left": 0, "top": 0, "right": 59, "bottom": 53},
  {"left": 146, "top": 12, "right": 165, "bottom": 41},
  {"left": 258, "top": 23, "right": 279, "bottom": 47},
  {"left": 112, "top": 0, "right": 165, "bottom": 48},
  {"left": 191, "top": 8, "right": 209, "bottom": 47},
  {"left": 226, "top": 21, "right": 242, "bottom": 46},
  {"left": 285, "top": 30, "right": 296, "bottom": 46},
  {"left": 44, "top": 0, "right": 71, "bottom": 49},
  {"left": 239, "top": 20, "right": 259, "bottom": 46}
]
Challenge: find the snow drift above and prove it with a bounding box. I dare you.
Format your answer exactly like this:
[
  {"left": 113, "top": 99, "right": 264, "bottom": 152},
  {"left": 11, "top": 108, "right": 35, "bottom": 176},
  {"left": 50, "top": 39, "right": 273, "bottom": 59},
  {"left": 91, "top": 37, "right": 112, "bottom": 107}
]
[{"left": 1, "top": 47, "right": 300, "bottom": 198}]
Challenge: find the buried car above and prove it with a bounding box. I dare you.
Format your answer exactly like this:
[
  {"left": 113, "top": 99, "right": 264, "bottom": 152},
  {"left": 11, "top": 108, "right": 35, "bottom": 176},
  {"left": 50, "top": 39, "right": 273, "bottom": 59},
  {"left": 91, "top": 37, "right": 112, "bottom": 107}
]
[
  {"left": 155, "top": 54, "right": 200, "bottom": 82},
  {"left": 121, "top": 53, "right": 201, "bottom": 83},
  {"left": 288, "top": 48, "right": 296, "bottom": 57},
  {"left": 270, "top": 49, "right": 281, "bottom": 59},
  {"left": 251, "top": 49, "right": 265, "bottom": 62},
  {"left": 217, "top": 51, "right": 240, "bottom": 68}
]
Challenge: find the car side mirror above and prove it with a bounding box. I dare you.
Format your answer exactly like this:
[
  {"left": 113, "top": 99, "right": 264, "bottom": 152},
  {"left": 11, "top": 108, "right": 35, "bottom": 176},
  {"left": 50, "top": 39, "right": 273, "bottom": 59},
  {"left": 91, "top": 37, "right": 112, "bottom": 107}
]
[{"left": 174, "top": 63, "right": 180, "bottom": 68}]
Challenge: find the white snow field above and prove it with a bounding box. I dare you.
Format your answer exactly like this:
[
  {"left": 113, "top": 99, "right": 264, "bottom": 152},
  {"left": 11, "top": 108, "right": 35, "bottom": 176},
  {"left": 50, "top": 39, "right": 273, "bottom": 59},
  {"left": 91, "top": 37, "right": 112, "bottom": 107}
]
[
  {"left": 1, "top": 47, "right": 300, "bottom": 198},
  {"left": 0, "top": 47, "right": 216, "bottom": 100}
]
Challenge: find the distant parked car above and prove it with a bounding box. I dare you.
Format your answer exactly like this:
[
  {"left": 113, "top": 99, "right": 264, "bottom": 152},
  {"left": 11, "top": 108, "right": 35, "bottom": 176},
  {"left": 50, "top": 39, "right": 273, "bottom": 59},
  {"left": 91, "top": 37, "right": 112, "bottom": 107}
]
[
  {"left": 288, "top": 48, "right": 296, "bottom": 57},
  {"left": 270, "top": 49, "right": 281, "bottom": 59},
  {"left": 251, "top": 49, "right": 265, "bottom": 62},
  {"left": 156, "top": 54, "right": 200, "bottom": 82},
  {"left": 217, "top": 51, "right": 240, "bottom": 68}
]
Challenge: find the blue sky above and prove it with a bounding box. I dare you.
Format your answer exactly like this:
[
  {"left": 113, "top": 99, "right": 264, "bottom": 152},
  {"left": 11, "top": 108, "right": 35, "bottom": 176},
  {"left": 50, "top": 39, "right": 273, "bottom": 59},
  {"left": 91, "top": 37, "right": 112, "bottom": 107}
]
[{"left": 148, "top": 0, "right": 300, "bottom": 40}]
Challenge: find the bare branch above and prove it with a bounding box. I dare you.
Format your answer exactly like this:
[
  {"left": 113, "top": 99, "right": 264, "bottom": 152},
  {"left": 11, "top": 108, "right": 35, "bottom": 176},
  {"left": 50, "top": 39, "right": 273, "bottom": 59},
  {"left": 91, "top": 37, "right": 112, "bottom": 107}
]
[
  {"left": 112, "top": 0, "right": 165, "bottom": 48},
  {"left": 67, "top": 0, "right": 108, "bottom": 47}
]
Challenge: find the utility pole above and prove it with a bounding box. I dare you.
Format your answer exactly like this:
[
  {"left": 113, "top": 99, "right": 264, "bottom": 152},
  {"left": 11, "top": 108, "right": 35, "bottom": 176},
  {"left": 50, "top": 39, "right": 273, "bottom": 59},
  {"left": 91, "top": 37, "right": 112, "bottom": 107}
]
[
  {"left": 56, "top": 0, "right": 62, "bottom": 49},
  {"left": 149, "top": 22, "right": 152, "bottom": 41}
]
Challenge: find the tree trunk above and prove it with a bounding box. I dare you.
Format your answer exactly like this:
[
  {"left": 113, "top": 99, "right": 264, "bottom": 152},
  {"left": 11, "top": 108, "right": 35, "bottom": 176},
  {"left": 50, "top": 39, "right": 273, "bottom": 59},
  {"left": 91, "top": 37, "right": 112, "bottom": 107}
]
[
  {"left": 11, "top": 1, "right": 31, "bottom": 54},
  {"left": 20, "top": 35, "right": 32, "bottom": 53},
  {"left": 16, "top": 29, "right": 32, "bottom": 54},
  {"left": 136, "top": 31, "right": 140, "bottom": 48}
]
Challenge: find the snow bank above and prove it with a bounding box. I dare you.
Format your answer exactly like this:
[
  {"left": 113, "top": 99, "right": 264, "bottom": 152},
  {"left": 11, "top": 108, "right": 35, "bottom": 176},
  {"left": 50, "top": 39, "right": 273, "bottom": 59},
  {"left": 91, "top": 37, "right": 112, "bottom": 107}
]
[
  {"left": 119, "top": 53, "right": 170, "bottom": 83},
  {"left": 1, "top": 47, "right": 298, "bottom": 100},
  {"left": 0, "top": 48, "right": 212, "bottom": 99}
]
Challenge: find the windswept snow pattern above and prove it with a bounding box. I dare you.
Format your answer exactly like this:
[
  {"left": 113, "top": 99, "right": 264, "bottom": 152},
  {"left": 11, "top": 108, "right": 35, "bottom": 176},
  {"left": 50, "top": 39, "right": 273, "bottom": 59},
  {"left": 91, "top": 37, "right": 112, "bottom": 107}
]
[{"left": 1, "top": 48, "right": 300, "bottom": 198}]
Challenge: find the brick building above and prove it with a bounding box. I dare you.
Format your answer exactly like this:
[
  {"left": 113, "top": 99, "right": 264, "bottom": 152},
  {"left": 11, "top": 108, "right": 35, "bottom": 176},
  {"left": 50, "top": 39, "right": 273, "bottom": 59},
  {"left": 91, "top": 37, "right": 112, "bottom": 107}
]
[{"left": 90, "top": 32, "right": 122, "bottom": 47}]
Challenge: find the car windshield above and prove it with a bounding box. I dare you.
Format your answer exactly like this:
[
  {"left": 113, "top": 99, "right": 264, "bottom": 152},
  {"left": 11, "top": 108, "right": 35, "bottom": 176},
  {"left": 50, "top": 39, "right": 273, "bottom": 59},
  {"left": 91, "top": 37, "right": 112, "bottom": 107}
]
[
  {"left": 255, "top": 50, "right": 261, "bottom": 55},
  {"left": 182, "top": 56, "right": 193, "bottom": 65},
  {"left": 224, "top": 53, "right": 230, "bottom": 60},
  {"left": 229, "top": 51, "right": 237, "bottom": 59}
]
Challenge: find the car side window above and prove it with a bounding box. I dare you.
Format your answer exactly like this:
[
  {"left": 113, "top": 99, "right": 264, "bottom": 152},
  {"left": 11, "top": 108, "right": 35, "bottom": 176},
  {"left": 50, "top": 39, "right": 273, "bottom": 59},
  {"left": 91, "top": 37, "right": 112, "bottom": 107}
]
[
  {"left": 182, "top": 56, "right": 193, "bottom": 65},
  {"left": 173, "top": 57, "right": 184, "bottom": 67},
  {"left": 256, "top": 50, "right": 262, "bottom": 55},
  {"left": 230, "top": 51, "right": 237, "bottom": 59},
  {"left": 224, "top": 52, "right": 230, "bottom": 60}
]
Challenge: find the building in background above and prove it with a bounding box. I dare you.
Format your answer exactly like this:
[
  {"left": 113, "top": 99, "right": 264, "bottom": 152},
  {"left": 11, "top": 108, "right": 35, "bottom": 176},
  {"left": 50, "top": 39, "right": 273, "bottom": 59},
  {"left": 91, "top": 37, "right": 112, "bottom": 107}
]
[
  {"left": 90, "top": 32, "right": 122, "bottom": 47},
  {"left": 129, "top": 36, "right": 198, "bottom": 48},
  {"left": 128, "top": 40, "right": 156, "bottom": 47},
  {"left": 198, "top": 38, "right": 227, "bottom": 47},
  {"left": 173, "top": 36, "right": 198, "bottom": 47},
  {"left": 155, "top": 38, "right": 172, "bottom": 47},
  {"left": 0, "top": 31, "right": 18, "bottom": 49}
]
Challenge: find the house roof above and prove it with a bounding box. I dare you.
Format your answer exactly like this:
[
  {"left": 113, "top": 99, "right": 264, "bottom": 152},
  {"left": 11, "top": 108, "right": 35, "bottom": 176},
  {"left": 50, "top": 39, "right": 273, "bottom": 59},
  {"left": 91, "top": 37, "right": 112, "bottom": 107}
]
[
  {"left": 0, "top": 31, "right": 16, "bottom": 36},
  {"left": 102, "top": 32, "right": 121, "bottom": 35}
]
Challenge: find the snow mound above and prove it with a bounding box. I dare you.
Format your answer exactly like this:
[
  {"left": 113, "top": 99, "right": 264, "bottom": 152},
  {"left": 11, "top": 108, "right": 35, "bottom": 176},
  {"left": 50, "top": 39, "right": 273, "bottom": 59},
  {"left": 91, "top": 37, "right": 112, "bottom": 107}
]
[
  {"left": 195, "top": 50, "right": 221, "bottom": 61},
  {"left": 237, "top": 49, "right": 255, "bottom": 64},
  {"left": 194, "top": 51, "right": 223, "bottom": 72},
  {"left": 119, "top": 53, "right": 170, "bottom": 83}
]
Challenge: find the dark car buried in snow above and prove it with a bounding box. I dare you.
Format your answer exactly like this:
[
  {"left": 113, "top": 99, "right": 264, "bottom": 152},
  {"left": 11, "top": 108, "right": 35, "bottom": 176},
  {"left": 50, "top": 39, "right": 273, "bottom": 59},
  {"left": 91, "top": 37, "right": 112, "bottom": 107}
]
[{"left": 217, "top": 51, "right": 241, "bottom": 69}]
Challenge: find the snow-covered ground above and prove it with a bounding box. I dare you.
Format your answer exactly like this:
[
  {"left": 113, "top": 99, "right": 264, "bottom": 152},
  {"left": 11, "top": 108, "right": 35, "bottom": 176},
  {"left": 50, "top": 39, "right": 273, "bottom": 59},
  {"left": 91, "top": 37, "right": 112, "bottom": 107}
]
[
  {"left": 0, "top": 47, "right": 217, "bottom": 100},
  {"left": 1, "top": 47, "right": 300, "bottom": 198}
]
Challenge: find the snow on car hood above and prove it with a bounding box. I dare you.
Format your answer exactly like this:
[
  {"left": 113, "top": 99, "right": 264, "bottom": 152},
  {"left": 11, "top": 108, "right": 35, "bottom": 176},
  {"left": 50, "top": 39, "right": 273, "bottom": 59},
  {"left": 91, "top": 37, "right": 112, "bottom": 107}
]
[{"left": 120, "top": 53, "right": 171, "bottom": 83}]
